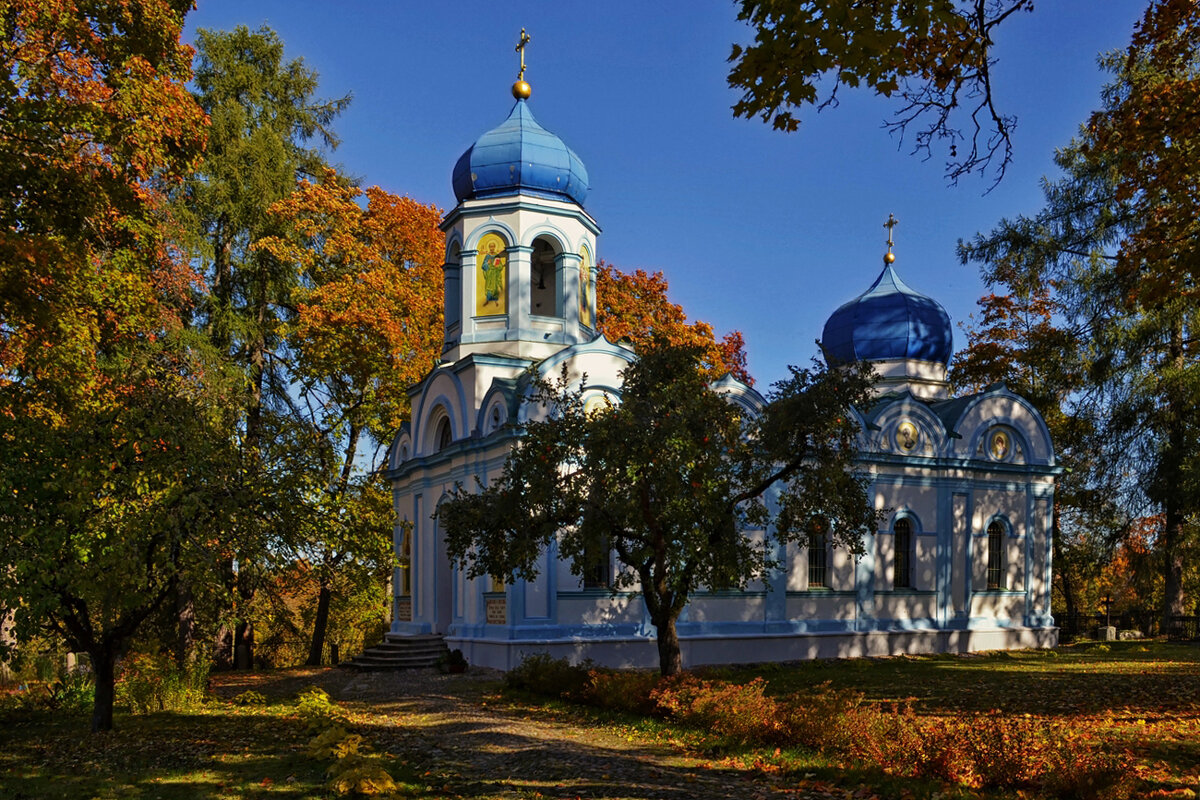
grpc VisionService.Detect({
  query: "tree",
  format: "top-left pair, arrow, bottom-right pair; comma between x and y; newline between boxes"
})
727,0 -> 1044,183
177,25 -> 351,668
959,32 -> 1200,626
0,342 -> 242,732
595,261 -> 751,385
0,0 -> 214,731
437,341 -> 879,675
256,171 -> 444,665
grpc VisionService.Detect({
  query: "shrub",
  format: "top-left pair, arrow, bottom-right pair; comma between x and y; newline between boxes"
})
574,669 -> 659,714
326,761 -> 398,797
307,725 -> 359,759
781,681 -> 867,753
1043,737 -> 1134,800
231,690 -> 268,706
650,674 -> 784,745
46,672 -> 94,715
301,695 -> 397,797
116,652 -> 209,714
504,653 -> 592,698
297,686 -> 344,732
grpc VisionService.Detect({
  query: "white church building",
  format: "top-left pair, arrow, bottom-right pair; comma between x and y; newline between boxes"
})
383,71 -> 1059,671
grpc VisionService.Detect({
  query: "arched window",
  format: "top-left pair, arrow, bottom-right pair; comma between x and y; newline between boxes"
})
582,537 -> 610,589
436,417 -> 453,452
893,518 -> 912,589
807,518 -> 828,588
399,524 -> 412,596
987,520 -> 1005,589
530,237 -> 561,317
445,240 -> 462,329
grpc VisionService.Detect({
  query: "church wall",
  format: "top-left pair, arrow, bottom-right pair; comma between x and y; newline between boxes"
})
555,593 -> 643,626
685,593 -> 768,623
873,593 -> 938,622
970,592 -> 1027,623
785,593 -> 858,623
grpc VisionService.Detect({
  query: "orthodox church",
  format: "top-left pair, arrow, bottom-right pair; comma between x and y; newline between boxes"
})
383,49 -> 1058,671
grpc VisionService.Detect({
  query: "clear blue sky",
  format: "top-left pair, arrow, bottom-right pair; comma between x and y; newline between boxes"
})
184,1 -> 1146,389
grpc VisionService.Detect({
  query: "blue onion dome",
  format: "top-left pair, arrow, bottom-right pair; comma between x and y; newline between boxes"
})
821,263 -> 953,365
451,100 -> 589,206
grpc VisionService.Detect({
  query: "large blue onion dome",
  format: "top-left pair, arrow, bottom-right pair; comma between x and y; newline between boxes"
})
821,263 -> 953,365
452,100 -> 589,206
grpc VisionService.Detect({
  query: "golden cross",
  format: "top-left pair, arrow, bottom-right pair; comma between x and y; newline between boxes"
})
884,213 -> 899,253
516,28 -> 531,80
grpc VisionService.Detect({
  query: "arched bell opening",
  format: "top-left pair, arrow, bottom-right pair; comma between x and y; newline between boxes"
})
530,236 -> 562,318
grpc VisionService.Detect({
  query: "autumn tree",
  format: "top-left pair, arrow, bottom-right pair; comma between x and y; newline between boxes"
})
256,170 -> 444,665
0,0 -> 220,731
959,19 -> 1200,626
438,342 -> 879,675
176,25 -> 351,668
595,261 -> 751,385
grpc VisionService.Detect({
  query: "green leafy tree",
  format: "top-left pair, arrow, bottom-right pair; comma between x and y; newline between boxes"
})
0,343 -> 240,732
176,25 -> 351,667
959,39 -> 1200,626
438,342 -> 880,675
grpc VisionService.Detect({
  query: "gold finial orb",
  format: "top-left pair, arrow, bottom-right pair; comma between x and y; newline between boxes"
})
512,79 -> 531,100
884,251 -> 896,264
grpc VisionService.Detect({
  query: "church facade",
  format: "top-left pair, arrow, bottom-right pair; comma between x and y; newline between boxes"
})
383,74 -> 1058,671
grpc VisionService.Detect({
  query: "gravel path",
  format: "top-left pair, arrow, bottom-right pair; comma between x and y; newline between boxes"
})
222,667 -> 803,800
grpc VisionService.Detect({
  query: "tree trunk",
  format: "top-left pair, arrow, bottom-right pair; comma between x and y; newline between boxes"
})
213,624 -> 234,669
306,581 -> 332,666
89,649 -> 116,733
235,620 -> 254,670
0,605 -> 13,682
653,613 -> 683,676
175,582 -> 195,667
1162,317 -> 1188,626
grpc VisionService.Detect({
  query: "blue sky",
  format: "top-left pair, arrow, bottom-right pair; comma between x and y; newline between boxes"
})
184,1 -> 1146,389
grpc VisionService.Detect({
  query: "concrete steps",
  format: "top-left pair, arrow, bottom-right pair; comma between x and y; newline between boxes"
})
346,633 -> 449,671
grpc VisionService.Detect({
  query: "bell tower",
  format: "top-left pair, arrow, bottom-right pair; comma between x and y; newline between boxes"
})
440,30 -> 600,363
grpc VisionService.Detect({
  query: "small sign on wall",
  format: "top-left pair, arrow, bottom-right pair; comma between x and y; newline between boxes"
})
486,596 -> 507,625
395,597 -> 412,622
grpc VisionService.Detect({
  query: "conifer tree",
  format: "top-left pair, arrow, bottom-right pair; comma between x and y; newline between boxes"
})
177,25 -> 350,668
960,36 -> 1200,626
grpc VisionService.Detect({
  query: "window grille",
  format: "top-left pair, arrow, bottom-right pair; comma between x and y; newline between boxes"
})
808,520 -> 828,588
987,520 -> 1005,589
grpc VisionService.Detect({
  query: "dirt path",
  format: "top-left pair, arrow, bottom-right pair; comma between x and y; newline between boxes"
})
213,668 -> 804,800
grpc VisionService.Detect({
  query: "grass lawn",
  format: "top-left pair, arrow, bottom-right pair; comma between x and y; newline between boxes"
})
0,642 -> 1196,799
0,691 -> 331,799
505,640 -> 1200,799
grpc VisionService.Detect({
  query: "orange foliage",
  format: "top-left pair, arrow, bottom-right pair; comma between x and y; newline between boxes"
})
0,0 -> 208,418
595,261 -> 752,385
255,170 -> 444,435
1086,0 -> 1200,306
